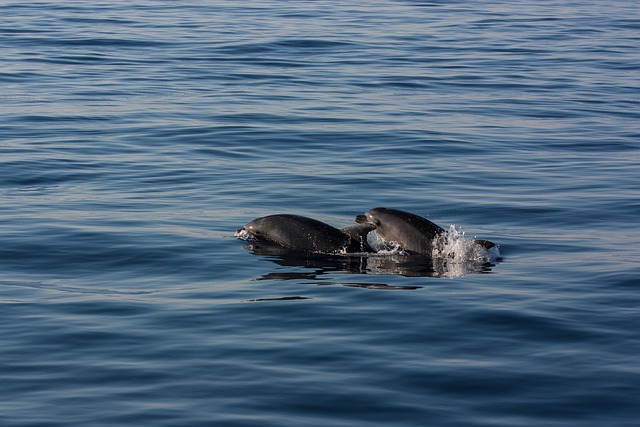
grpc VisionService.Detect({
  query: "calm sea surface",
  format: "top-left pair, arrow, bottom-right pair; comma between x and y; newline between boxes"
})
1,1 -> 639,426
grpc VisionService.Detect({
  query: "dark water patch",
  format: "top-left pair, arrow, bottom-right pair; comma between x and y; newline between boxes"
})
463,308 -> 601,343
336,282 -> 423,291
0,226 -> 214,281
242,296 -> 311,302
0,158 -> 105,186
275,38 -> 358,50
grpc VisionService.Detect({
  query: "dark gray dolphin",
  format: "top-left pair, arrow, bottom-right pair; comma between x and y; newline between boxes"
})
356,207 -> 495,254
236,214 -> 376,254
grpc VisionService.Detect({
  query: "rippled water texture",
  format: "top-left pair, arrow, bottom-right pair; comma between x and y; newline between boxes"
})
1,1 -> 639,426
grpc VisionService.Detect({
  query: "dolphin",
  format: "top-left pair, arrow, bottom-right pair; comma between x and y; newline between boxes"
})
355,207 -> 495,254
236,214 -> 376,254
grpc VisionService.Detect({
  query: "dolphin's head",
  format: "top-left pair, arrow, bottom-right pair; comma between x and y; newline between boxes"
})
355,207 -> 446,254
235,216 -> 270,240
355,207 -> 405,247
355,207 -> 387,227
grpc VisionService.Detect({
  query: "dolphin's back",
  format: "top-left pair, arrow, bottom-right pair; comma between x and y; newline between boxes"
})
366,208 -> 444,254
243,214 -> 352,253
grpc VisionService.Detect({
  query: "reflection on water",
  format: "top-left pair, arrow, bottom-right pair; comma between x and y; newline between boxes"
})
243,243 -> 497,281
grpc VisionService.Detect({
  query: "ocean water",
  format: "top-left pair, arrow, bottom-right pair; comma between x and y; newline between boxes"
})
1,1 -> 639,426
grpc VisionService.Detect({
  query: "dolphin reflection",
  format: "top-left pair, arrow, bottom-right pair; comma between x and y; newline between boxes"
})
243,242 -> 496,281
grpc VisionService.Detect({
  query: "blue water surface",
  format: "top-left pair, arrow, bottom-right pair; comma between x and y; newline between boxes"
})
1,1 -> 639,426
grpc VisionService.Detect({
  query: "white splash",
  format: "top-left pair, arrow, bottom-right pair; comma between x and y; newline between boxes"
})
432,224 -> 500,263
367,232 -> 409,255
234,228 -> 255,241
